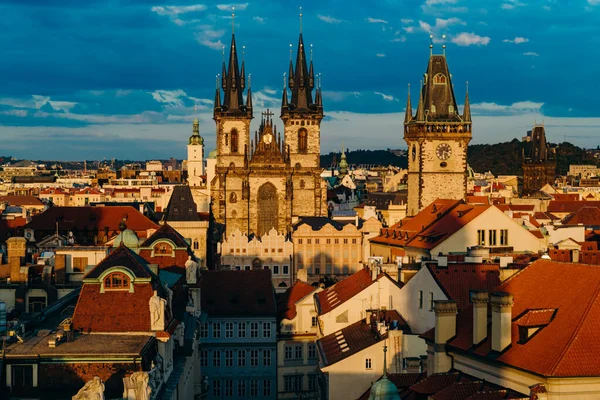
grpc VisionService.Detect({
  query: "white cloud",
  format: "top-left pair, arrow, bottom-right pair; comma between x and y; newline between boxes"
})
435,17 -> 465,29
401,18 -> 414,24
151,4 -> 206,16
376,53 -> 386,57
501,0 -> 525,9
318,15 -> 343,24
523,51 -> 539,56
391,36 -> 407,43
322,91 -> 362,102
452,32 -> 491,46
216,3 -> 249,11
374,92 -> 398,102
195,27 -> 226,50
471,101 -> 543,114
0,95 -> 78,112
253,16 -> 265,24
150,89 -> 189,107
425,0 -> 457,5
419,20 -> 432,33
588,0 -> 600,4
367,18 -> 388,24
403,26 -> 416,33
503,36 -> 529,44
1,110 -> 28,117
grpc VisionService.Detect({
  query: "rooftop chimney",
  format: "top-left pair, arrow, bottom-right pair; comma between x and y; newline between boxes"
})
432,300 -> 458,373
490,292 -> 513,352
470,290 -> 489,345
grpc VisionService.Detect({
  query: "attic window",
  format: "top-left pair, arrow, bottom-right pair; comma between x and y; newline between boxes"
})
154,243 -> 173,255
433,73 -> 447,85
515,308 -> 557,344
104,272 -> 130,290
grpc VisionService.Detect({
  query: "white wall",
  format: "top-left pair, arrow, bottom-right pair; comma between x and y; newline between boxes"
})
546,225 -> 585,246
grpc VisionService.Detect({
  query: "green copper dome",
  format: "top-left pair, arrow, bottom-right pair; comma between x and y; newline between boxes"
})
368,376 -> 400,400
339,151 -> 349,175
189,118 -> 204,145
208,149 -> 217,159
113,224 -> 140,251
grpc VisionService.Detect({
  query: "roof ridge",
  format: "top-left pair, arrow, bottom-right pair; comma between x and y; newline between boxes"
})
549,269 -> 600,375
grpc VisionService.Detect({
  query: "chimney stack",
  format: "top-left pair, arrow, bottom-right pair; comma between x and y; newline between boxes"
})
432,300 -> 458,373
490,292 -> 513,352
470,290 -> 489,345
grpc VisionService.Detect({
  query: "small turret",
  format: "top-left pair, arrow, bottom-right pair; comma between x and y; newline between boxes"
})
463,82 -> 471,123
404,84 -> 412,124
415,81 -> 425,122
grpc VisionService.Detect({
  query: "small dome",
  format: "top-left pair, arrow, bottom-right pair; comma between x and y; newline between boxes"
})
113,228 -> 140,250
208,149 -> 217,159
189,134 -> 204,145
339,151 -> 349,175
368,376 -> 400,400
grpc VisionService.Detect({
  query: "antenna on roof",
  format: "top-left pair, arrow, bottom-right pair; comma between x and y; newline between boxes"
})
429,34 -> 434,56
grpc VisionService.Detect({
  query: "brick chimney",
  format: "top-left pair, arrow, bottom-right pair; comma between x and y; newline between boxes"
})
490,292 -> 513,352
432,300 -> 458,373
470,290 -> 489,345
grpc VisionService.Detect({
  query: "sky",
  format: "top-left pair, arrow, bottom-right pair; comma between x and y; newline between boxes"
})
1,0 -> 599,161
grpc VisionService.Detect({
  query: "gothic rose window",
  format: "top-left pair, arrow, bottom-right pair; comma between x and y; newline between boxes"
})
231,129 -> 239,153
104,272 -> 130,290
298,128 -> 308,153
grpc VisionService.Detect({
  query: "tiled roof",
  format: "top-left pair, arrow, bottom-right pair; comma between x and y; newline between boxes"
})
514,308 -> 556,327
427,262 -> 501,312
0,195 -> 44,206
140,223 -> 189,248
24,205 -> 158,233
200,270 -> 276,317
431,381 -> 482,400
163,185 -> 201,221
278,281 -> 317,321
409,372 -> 459,394
0,217 -> 26,241
316,268 -> 374,315
72,283 -> 154,333
548,200 -> 600,213
447,259 -> 600,377
40,188 -> 69,195
318,318 -> 384,366
496,204 -> 535,212
552,193 -> 580,201
533,211 -> 558,221
364,191 -> 407,210
84,245 -> 153,279
563,206 -> 600,226
465,391 -> 509,400
466,196 -> 489,205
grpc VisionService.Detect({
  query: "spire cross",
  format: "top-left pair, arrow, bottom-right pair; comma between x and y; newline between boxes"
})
299,6 -> 303,33
262,109 -> 275,123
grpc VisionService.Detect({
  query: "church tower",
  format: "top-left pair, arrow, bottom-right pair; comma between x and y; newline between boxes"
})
404,47 -> 472,216
187,117 -> 204,187
522,125 -> 556,195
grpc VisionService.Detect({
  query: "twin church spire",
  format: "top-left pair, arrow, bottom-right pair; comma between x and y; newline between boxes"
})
214,34 -> 253,118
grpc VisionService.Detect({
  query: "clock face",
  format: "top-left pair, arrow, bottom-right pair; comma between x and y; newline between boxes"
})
263,133 -> 273,144
436,143 -> 452,160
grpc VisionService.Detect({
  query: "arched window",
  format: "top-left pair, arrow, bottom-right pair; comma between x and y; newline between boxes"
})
298,128 -> 308,153
230,129 -> 239,153
154,243 -> 173,255
193,240 -> 199,250
431,104 -> 437,114
433,74 -> 447,85
230,192 -> 237,203
257,183 -> 278,237
231,209 -> 237,219
104,272 -> 130,290
448,105 -> 454,114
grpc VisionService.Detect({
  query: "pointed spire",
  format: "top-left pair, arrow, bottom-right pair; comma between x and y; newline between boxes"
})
214,74 -> 222,110
290,33 -> 313,109
246,73 -> 253,109
218,32 -> 249,116
463,81 -> 471,122
282,73 -> 289,108
240,45 -> 246,90
309,44 -> 315,89
288,44 -> 295,89
416,80 -> 425,121
404,83 -> 412,124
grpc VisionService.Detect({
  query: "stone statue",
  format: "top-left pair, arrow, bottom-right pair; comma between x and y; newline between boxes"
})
123,371 -> 151,400
163,281 -> 173,316
149,290 -> 166,331
175,322 -> 185,347
72,376 -> 105,400
185,256 -> 198,284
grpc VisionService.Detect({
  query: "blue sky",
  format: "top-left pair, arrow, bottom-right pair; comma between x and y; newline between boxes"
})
1,0 -> 599,160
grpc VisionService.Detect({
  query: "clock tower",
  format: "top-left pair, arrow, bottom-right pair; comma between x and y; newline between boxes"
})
403,50 -> 472,216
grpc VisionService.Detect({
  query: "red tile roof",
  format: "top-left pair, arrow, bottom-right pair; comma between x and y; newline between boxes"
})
548,200 -> 600,214
278,281 -> 317,321
465,391 -> 509,400
466,196 -> 489,205
316,267 -> 374,315
431,381 -> 483,400
0,195 -> 44,206
563,206 -> 600,226
514,309 -> 556,327
427,263 -> 501,312
318,318 -> 384,366
447,259 -> 600,377
552,193 -> 580,201
200,270 -> 276,317
410,372 -> 459,394
533,212 -> 559,221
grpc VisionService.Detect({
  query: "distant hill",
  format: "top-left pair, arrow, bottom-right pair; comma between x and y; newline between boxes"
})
320,149 -> 408,168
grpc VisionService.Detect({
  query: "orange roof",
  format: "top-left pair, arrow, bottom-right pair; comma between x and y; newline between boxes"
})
552,193 -> 580,201
39,188 -> 69,195
548,200 -> 600,213
466,196 -> 489,205
0,195 -> 43,206
448,259 -> 600,377
316,268 -> 375,315
278,281 -> 317,320
563,206 -> 600,226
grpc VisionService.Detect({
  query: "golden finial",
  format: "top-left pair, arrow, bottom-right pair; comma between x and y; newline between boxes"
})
299,6 -> 303,33
231,7 -> 235,34
242,45 -> 245,61
289,43 -> 293,61
429,34 -> 434,56
466,81 -> 469,94
442,34 -> 447,56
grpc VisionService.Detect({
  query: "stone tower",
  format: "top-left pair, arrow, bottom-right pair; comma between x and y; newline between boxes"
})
187,118 -> 204,187
522,125 -> 556,195
403,51 -> 472,217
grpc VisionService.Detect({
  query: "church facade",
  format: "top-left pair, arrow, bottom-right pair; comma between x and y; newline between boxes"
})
210,33 -> 327,238
403,51 -> 472,217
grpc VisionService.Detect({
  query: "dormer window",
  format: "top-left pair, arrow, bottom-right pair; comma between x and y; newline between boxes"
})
433,74 -> 447,85
449,105 -> 454,114
104,272 -> 130,290
154,243 -> 173,255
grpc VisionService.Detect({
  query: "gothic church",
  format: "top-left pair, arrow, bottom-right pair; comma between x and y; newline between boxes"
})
210,32 -> 327,237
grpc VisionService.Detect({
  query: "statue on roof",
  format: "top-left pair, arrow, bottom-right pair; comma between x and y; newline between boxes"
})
72,376 -> 105,400
123,371 -> 151,400
149,290 -> 166,331
185,255 -> 198,284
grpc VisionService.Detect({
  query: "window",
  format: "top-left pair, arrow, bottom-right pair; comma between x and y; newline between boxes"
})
225,350 -> 233,367
326,238 -> 331,244
315,239 -> 320,244
250,380 -> 258,397
238,350 -> 246,367
263,380 -> 271,397
200,350 -> 208,367
365,358 -> 372,370
72,257 -> 87,273
213,350 -> 221,367
429,292 -> 434,311
298,239 -> 303,244
477,229 -> 486,246
229,192 -> 237,203
298,128 -> 308,153
433,73 -> 447,84
250,349 -> 259,367
273,265 -> 279,275
308,343 -> 317,359
238,380 -> 246,397
285,345 -> 293,360
154,243 -> 173,255
231,129 -> 239,153
283,265 -> 289,275
418,290 -> 423,309
226,322 -> 234,338
334,239 -> 339,244
449,105 -> 454,114
343,239 -> 348,244
103,272 -> 130,290
244,265 -> 250,271
307,239 -> 312,244
193,240 -> 199,250
311,316 -> 318,327
263,349 -> 271,366
213,322 -> 221,338
500,229 -> 509,245
238,322 -> 246,338
212,380 -> 221,397
263,322 -> 271,338
250,322 -> 259,338
294,344 -> 303,359
308,375 -> 317,391
200,323 -> 208,338
352,238 -> 357,244
284,375 -> 303,392
225,380 -> 233,397
489,229 -> 497,246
